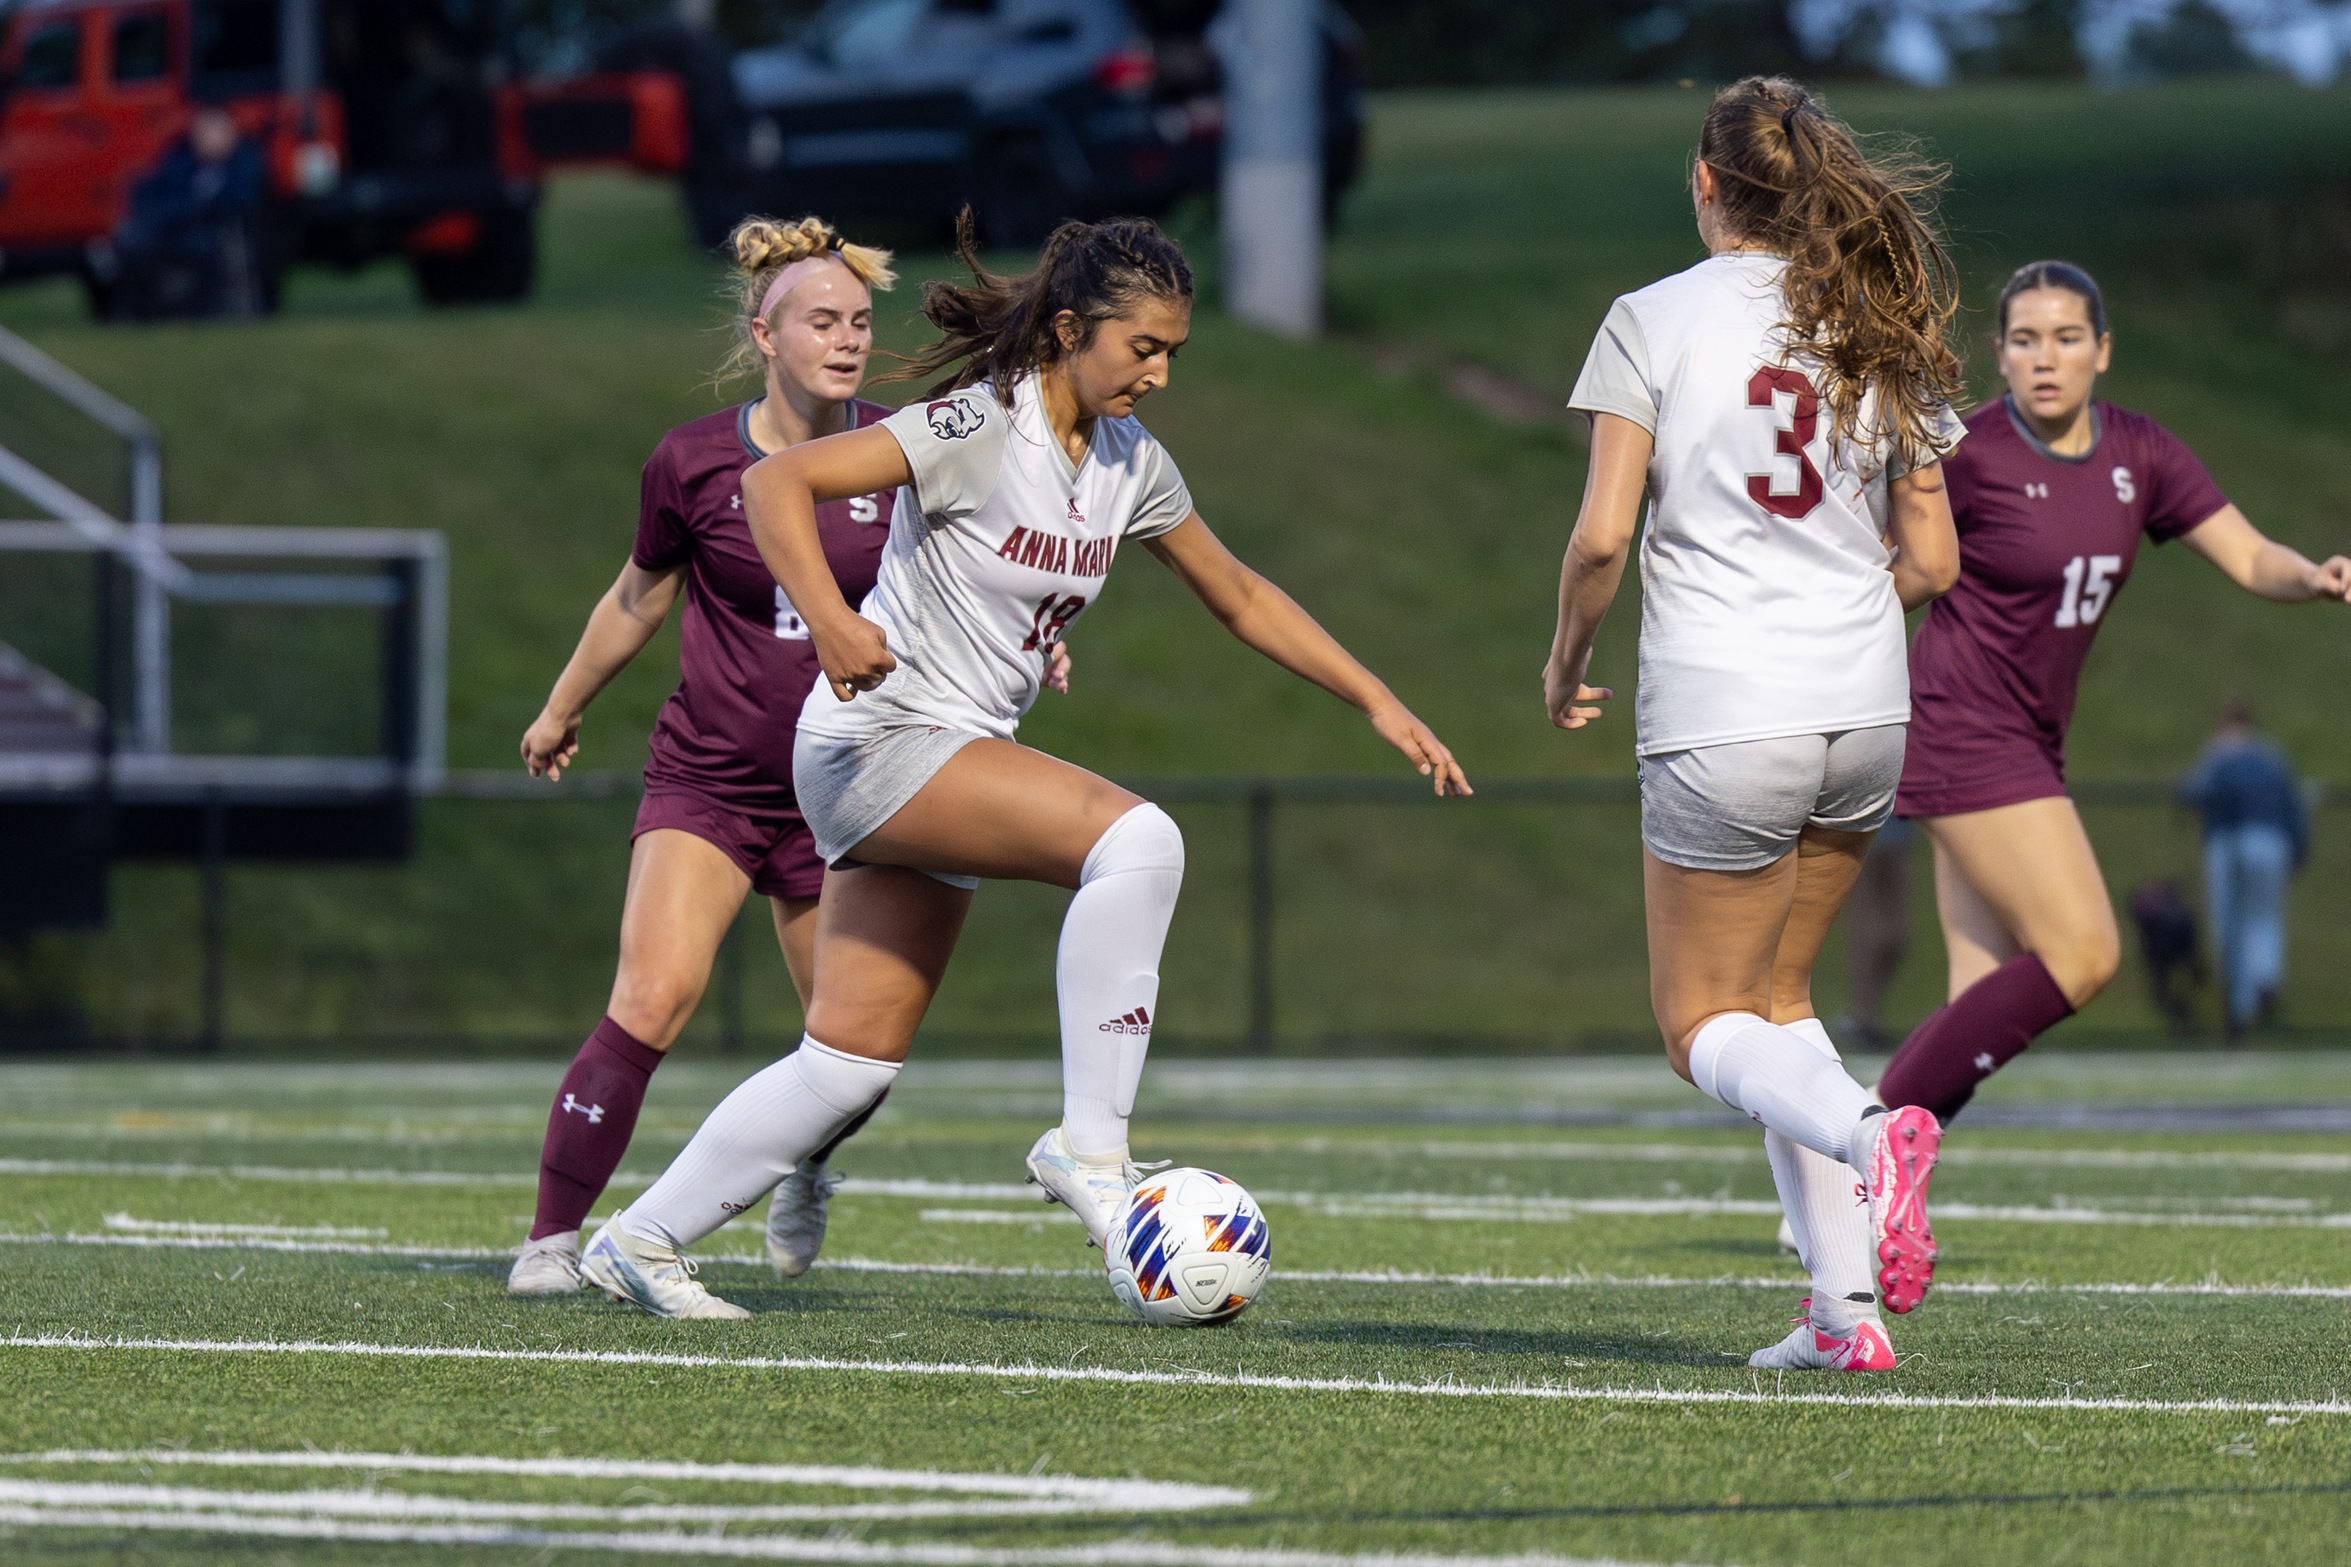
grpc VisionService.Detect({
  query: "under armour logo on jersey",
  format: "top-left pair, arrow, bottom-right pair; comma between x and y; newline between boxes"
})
2024,482 -> 2049,500
1973,1052 -> 1996,1073
730,494 -> 742,509
561,1093 -> 606,1124
1066,498 -> 1085,524
1099,1006 -> 1152,1035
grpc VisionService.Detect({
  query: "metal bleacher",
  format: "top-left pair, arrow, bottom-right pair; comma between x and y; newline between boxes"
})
0,324 -> 446,1043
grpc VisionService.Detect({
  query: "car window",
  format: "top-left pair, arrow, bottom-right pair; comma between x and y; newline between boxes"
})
112,13 -> 172,82
18,20 -> 84,89
811,0 -> 929,70
193,0 -> 278,75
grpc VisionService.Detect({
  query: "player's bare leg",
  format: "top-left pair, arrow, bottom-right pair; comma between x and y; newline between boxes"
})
853,741 -> 1183,1245
1878,798 -> 2115,1120
1751,827 -> 1899,1366
512,830 -> 753,1297
1648,842 -> 1941,1315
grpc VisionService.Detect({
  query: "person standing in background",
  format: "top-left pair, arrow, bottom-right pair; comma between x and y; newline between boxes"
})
2179,701 -> 2307,1039
1831,819 -> 1914,1055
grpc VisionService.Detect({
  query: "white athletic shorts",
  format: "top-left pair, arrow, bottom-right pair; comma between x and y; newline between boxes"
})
793,723 -> 985,891
1638,724 -> 1906,872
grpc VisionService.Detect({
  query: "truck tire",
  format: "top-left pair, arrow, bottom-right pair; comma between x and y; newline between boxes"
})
410,206 -> 536,306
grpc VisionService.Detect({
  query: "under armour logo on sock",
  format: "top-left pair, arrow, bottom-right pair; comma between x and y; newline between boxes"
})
1973,1052 -> 1996,1073
562,1093 -> 606,1124
1098,1006 -> 1151,1035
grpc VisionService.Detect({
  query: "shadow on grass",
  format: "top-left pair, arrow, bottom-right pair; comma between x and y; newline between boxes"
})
1272,1318 -> 1726,1367
938,1476 -> 2351,1545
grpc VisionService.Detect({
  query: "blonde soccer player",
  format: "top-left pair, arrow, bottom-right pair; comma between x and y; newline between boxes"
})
581,212 -> 1469,1318
1545,77 -> 1963,1370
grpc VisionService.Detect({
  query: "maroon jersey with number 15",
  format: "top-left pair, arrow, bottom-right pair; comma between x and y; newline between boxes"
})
1897,397 -> 2228,819
632,400 -> 897,815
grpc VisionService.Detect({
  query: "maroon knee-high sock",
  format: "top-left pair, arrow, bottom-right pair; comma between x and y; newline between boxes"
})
531,1017 -> 664,1241
1877,954 -> 2074,1124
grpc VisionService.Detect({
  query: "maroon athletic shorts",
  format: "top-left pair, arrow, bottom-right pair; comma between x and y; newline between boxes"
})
632,786 -> 826,901
1894,735 -> 2068,820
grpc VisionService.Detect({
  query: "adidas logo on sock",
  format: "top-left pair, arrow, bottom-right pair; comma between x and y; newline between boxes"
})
1098,1006 -> 1152,1036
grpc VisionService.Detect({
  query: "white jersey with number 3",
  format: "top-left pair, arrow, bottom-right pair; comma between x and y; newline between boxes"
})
1569,251 -> 1962,757
796,371 -> 1194,747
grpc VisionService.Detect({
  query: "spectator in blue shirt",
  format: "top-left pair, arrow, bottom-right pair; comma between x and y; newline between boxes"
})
103,108 -> 269,320
2178,700 -> 2307,1037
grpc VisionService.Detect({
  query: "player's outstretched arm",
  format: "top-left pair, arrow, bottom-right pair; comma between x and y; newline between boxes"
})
522,560 -> 684,781
2181,505 -> 2351,605
1143,516 -> 1471,796
1543,412 -> 1647,731
744,425 -> 915,701
1886,461 -> 1961,611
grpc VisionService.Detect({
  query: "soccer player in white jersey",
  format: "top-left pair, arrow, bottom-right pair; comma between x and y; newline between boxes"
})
1545,77 -> 1964,1370
580,212 -> 1471,1318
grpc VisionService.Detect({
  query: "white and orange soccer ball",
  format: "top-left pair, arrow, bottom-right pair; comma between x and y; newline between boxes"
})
1103,1167 -> 1271,1327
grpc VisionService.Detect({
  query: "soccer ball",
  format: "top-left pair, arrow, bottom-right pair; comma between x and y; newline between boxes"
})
1103,1167 -> 1271,1327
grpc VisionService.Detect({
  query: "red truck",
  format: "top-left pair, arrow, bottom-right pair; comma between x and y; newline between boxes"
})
0,0 -> 691,310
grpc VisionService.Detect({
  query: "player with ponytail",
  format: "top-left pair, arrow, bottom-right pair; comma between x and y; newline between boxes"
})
509,216 -> 1015,1297
1875,260 -> 2351,1116
1547,77 -> 1963,1370
582,212 -> 1469,1318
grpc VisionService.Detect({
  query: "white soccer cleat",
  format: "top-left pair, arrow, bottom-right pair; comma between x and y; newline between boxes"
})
506,1231 -> 582,1297
765,1159 -> 842,1279
579,1221 -> 749,1320
1748,1301 -> 1897,1373
1024,1126 -> 1149,1249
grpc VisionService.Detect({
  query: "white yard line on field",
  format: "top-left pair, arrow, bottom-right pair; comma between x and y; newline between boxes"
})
1402,1140 -> 2351,1174
5,1232 -> 2350,1300
0,1448 -> 1247,1503
10,1162 -> 2350,1228
101,1213 -> 389,1239
0,1503 -> 1686,1567
7,1333 -> 2348,1419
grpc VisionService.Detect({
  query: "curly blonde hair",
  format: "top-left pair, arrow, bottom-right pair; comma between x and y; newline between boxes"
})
1698,77 -> 1964,470
714,215 -> 897,387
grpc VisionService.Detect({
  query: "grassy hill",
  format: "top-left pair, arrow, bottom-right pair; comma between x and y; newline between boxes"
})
1,78 -> 2346,1052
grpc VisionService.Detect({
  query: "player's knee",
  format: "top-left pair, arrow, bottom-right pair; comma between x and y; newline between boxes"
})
1085,802 -> 1184,882
2042,922 -> 2121,1008
608,974 -> 701,1048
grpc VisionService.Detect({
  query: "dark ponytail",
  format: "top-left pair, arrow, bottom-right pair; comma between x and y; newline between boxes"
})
1997,259 -> 2107,337
890,209 -> 1194,396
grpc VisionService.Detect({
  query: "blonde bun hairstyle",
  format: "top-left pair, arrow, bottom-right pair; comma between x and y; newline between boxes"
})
715,215 -> 896,386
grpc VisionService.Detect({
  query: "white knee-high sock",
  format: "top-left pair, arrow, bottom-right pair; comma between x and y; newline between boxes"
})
618,1036 -> 898,1251
1057,803 -> 1184,1159
1766,1018 -> 1880,1336
1687,1011 -> 1881,1166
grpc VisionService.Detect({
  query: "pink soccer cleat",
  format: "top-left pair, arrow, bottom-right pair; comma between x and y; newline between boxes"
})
1860,1105 -> 1942,1314
1748,1298 -> 1897,1372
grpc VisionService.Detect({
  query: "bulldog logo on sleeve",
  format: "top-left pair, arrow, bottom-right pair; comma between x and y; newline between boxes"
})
926,398 -> 985,441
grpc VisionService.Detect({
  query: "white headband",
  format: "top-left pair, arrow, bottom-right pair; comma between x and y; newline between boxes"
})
758,250 -> 853,320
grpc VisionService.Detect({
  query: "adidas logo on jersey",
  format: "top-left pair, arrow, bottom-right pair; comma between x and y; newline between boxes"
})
1099,1006 -> 1152,1035
1066,498 -> 1085,524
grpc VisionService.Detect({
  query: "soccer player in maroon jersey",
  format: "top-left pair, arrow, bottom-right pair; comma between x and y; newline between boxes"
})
503,216 -> 1072,1296
1876,261 -> 2351,1121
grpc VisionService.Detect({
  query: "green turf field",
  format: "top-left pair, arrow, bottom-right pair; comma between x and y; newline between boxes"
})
0,80 -> 2346,1050
1,1054 -> 2348,1563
